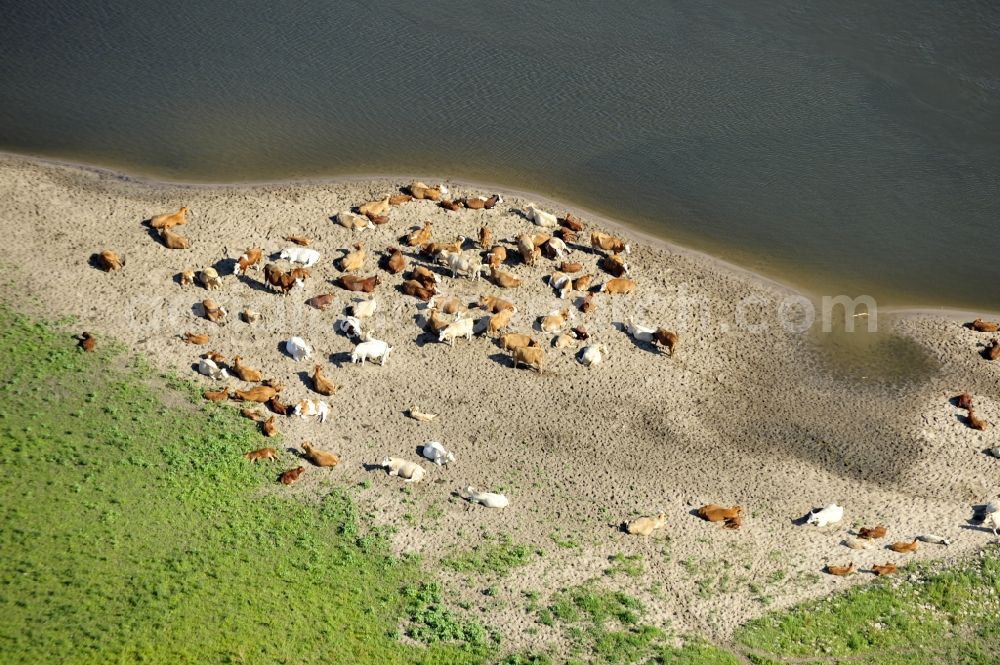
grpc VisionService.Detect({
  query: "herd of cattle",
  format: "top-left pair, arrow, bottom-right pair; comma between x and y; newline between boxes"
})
85,180 -> 999,579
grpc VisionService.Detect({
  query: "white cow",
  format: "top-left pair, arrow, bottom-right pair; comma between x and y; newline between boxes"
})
524,204 -> 558,228
439,250 -> 484,280
285,337 -> 312,361
626,318 -> 657,343
351,299 -> 377,319
549,272 -> 573,299
197,358 -> 228,380
806,503 -> 844,528
460,486 -> 509,508
984,499 -> 1000,535
546,237 -> 571,260
380,457 -> 425,483
352,338 -> 392,365
578,343 -> 608,367
279,247 -> 321,267
336,316 -> 363,339
438,317 -> 474,346
421,441 -> 456,466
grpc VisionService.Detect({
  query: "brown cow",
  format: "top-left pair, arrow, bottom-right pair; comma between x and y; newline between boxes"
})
478,295 -> 516,313
401,280 -> 435,302
488,308 -> 515,335
160,228 -> 190,249
872,562 -> 897,576
202,299 -> 227,324
411,266 -> 439,289
561,212 -> 585,232
150,206 -> 188,230
590,231 -> 629,254
858,526 -> 887,540
405,221 -> 433,247
306,294 -> 337,311
232,356 -> 262,383
359,197 -> 390,218
490,267 -> 521,289
600,252 -> 629,277
511,345 -> 544,372
237,247 -> 263,274
302,442 -> 340,467
654,329 -> 679,355
384,247 -> 407,274
968,408 -> 988,431
600,278 -> 636,295
888,539 -> 918,553
312,365 -> 339,396
235,386 -> 279,403
244,447 -> 277,463
203,387 -> 229,402
969,318 -> 1000,332
78,332 -> 96,352
280,466 -> 305,485
338,243 -> 366,272
337,274 -> 380,293
499,333 -> 538,351
96,250 -> 123,271
487,245 -> 507,268
697,504 -> 742,529
183,332 -> 209,345
573,274 -> 594,291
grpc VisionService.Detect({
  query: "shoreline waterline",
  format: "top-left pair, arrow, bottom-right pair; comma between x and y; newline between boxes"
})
7,149 -> 996,322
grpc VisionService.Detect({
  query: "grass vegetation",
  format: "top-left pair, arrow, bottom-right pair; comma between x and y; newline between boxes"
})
442,533 -> 541,577
0,308 -> 484,664
402,582 -> 491,647
534,582 -> 738,664
1,306 -> 998,664
604,553 -> 644,578
735,548 -> 1000,663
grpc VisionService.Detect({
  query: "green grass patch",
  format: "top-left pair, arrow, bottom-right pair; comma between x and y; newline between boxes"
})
537,583 -> 669,664
547,584 -> 643,626
535,582 -> 742,664
0,308 -> 484,664
650,639 -> 742,664
443,533 -> 540,577
401,582 -> 490,647
604,553 -> 644,578
736,547 -> 1000,663
549,531 -> 579,549
496,652 -> 554,665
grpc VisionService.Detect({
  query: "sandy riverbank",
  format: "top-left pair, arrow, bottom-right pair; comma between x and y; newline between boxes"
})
1,153 -> 997,648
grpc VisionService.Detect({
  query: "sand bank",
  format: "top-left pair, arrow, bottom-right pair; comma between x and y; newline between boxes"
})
1,154 -> 997,646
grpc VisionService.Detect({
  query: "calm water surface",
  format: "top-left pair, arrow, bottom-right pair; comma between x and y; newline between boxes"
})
2,1 -> 998,310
